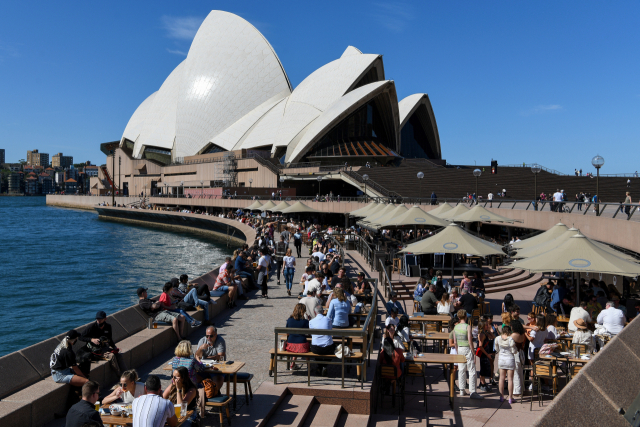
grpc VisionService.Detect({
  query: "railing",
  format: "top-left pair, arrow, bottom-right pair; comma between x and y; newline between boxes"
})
501,163 -> 568,176
325,234 -> 346,270
353,235 -> 376,271
272,278 -> 378,388
340,170 -> 400,198
379,258 -> 394,300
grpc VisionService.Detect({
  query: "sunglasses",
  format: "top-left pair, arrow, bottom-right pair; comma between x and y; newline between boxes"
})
172,376 -> 181,380
120,383 -> 128,388
206,334 -> 216,338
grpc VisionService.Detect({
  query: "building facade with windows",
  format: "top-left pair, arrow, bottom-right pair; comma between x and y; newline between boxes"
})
27,150 -> 49,167
52,153 -> 74,169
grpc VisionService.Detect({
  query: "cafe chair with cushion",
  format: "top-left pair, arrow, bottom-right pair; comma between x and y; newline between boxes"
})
531,361 -> 558,409
235,372 -> 254,404
375,364 -> 405,415
205,395 -> 233,426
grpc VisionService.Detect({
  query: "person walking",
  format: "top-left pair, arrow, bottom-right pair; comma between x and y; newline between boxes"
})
283,248 -> 296,296
293,229 -> 302,258
496,325 -> 518,403
624,192 -> 632,219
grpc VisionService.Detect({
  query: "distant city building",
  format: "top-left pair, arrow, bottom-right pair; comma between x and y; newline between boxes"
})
27,149 -> 49,167
25,177 -> 40,194
54,171 -> 65,186
39,173 -> 54,194
5,163 -> 21,172
84,165 -> 99,177
64,178 -> 78,193
0,149 -> 4,165
65,166 -> 79,182
8,173 -> 23,194
52,152 -> 73,169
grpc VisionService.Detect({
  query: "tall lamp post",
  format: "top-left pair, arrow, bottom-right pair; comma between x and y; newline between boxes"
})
249,178 -> 253,188
531,164 -> 541,210
118,156 -> 121,197
164,183 -> 167,197
592,155 -> 604,215
279,176 -> 285,188
317,176 -> 322,198
417,171 -> 424,203
200,180 -> 204,198
180,181 -> 184,198
363,174 -> 369,202
473,169 -> 482,205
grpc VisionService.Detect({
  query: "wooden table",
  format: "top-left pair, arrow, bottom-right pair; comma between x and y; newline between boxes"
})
412,332 -> 449,353
101,407 -> 193,426
409,315 -> 451,333
164,361 -> 245,410
411,353 -> 466,409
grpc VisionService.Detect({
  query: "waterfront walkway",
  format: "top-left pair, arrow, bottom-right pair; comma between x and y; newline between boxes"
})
45,232 -> 549,426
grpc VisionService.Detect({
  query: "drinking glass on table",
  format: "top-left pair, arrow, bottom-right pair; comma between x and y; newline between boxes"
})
174,404 -> 181,418
181,402 -> 187,418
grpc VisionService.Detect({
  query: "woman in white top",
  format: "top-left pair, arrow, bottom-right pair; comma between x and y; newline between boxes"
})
437,292 -> 451,315
257,248 -> 270,298
282,248 -> 296,296
102,370 -> 145,405
496,326 -> 518,403
545,313 -> 559,341
526,314 -> 548,361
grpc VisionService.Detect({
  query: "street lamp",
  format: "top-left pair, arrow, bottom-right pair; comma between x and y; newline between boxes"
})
362,174 -> 369,202
592,155 -> 604,215
164,183 -> 167,197
279,176 -> 285,188
200,180 -> 204,198
531,164 -> 541,210
249,178 -> 253,188
473,169 -> 481,204
180,181 -> 184,198
417,171 -> 424,203
317,176 -> 322,197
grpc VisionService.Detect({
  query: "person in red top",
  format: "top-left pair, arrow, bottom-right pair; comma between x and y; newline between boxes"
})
214,267 -> 242,309
380,337 -> 405,379
160,282 -> 201,327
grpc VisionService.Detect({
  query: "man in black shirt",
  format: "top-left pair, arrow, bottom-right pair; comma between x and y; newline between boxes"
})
472,273 -> 485,298
458,288 -> 478,316
65,380 -> 103,427
80,311 -> 117,350
77,311 -> 120,376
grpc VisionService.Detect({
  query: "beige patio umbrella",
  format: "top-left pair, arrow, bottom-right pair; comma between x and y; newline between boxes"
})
380,205 -> 449,228
360,203 -> 396,224
369,204 -> 409,228
510,234 -> 640,276
450,205 -> 516,223
245,200 -> 263,210
436,203 -> 470,220
270,201 -> 291,212
350,202 -> 379,217
514,228 -> 580,259
400,223 -> 504,282
428,202 -> 453,217
280,201 -> 323,214
258,200 -> 278,211
515,228 -> 638,262
511,223 -> 567,250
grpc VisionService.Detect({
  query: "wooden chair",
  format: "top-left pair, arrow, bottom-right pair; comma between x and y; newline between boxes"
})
569,363 -> 584,382
471,309 -> 481,325
405,362 -> 427,408
531,361 -> 558,409
233,373 -> 253,405
375,364 -> 405,415
413,301 -> 421,313
205,395 -> 233,425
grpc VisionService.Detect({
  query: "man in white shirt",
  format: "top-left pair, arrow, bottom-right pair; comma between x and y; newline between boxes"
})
132,375 -> 177,427
596,302 -> 626,335
487,192 -> 493,207
312,248 -> 326,263
552,189 -> 563,212
568,301 -> 592,332
304,272 -> 322,296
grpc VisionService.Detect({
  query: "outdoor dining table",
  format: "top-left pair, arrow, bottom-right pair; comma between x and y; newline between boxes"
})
164,361 -> 245,410
412,331 -> 449,353
411,353 -> 466,409
408,314 -> 451,333
100,407 -> 194,426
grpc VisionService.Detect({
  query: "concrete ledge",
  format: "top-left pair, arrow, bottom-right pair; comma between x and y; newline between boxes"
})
3,379 -> 69,427
117,334 -> 155,369
0,353 -> 42,399
0,402 -> 32,427
106,315 -> 129,343
19,337 -> 61,379
112,307 -> 148,336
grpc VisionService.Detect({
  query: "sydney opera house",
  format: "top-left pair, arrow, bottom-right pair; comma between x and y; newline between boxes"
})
95,10 -> 441,197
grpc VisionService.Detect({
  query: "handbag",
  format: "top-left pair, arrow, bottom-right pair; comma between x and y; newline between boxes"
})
202,378 -> 217,399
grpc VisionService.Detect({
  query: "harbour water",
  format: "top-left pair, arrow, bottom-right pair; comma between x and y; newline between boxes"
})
0,197 -> 228,357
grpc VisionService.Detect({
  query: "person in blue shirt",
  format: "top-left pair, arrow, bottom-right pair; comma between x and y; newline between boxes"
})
413,277 -> 427,301
327,288 -> 352,328
309,306 -> 335,377
385,292 -> 406,316
234,251 -> 255,288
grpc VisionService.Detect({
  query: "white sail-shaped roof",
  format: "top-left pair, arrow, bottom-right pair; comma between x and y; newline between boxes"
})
398,93 -> 441,159
121,92 -> 156,145
132,61 -> 186,158
173,11 -> 292,158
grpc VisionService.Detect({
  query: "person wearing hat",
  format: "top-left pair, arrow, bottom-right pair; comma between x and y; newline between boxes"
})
572,318 -> 594,353
50,329 -> 88,386
79,311 -> 118,351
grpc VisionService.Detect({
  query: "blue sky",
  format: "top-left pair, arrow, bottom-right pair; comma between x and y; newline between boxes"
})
1,1 -> 638,174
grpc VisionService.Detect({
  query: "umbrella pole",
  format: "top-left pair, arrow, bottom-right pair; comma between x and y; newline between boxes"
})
451,253 -> 455,286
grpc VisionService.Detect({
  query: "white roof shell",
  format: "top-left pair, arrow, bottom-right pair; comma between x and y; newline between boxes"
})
119,11 -> 440,164
398,93 -> 441,159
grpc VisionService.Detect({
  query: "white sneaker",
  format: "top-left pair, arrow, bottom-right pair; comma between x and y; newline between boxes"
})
459,391 -> 466,397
